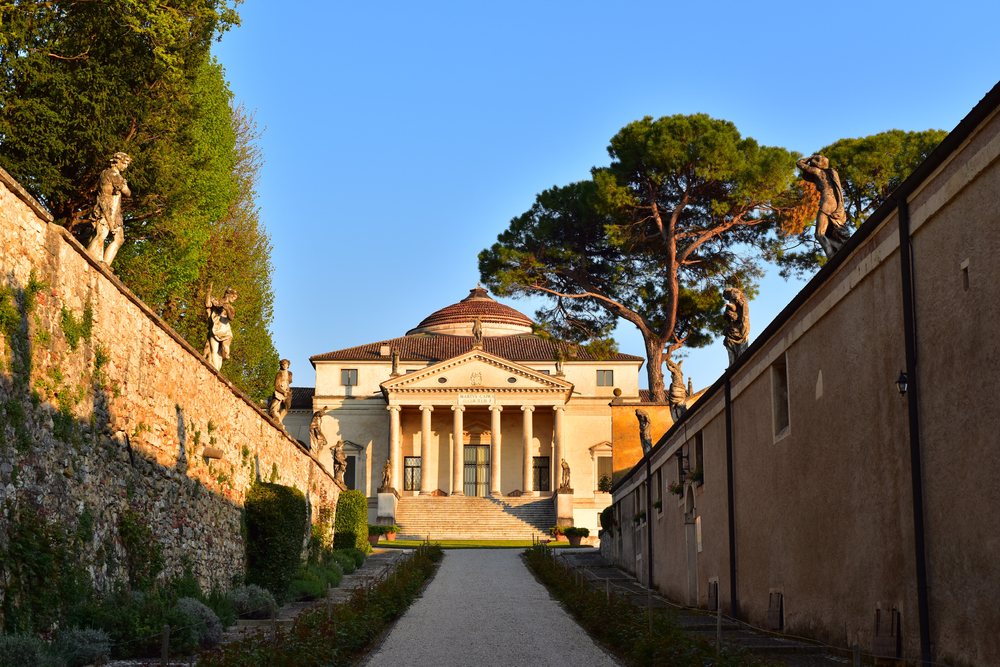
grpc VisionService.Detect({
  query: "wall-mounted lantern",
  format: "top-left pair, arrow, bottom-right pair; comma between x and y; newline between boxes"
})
895,371 -> 908,397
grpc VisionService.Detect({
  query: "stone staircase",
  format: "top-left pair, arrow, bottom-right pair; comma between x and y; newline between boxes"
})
395,496 -> 555,540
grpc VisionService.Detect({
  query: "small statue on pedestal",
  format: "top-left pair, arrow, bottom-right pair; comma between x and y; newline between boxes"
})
380,459 -> 392,491
87,152 -> 132,268
472,316 -> 484,348
797,154 -> 852,258
268,359 -> 292,422
390,348 -> 401,377
560,458 -> 571,490
723,287 -> 750,366
203,282 -> 237,371
309,409 -> 327,453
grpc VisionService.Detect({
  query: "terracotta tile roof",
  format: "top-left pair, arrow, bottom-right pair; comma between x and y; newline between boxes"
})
639,389 -> 652,403
310,334 -> 643,364
407,287 -> 532,334
291,386 -> 315,410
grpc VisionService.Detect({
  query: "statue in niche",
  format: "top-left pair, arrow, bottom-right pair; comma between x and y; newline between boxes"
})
268,359 -> 293,422
472,316 -> 484,348
309,409 -> 327,452
332,440 -> 348,486
203,282 -> 238,371
797,154 -> 852,259
86,152 -> 132,268
722,287 -> 750,366
635,409 -> 653,455
380,458 -> 392,491
560,458 -> 571,490
390,348 -> 401,377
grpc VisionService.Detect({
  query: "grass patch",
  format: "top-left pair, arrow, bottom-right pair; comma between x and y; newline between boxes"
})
380,539 -> 583,549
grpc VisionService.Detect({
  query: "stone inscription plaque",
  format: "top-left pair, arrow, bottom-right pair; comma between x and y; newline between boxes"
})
459,394 -> 495,405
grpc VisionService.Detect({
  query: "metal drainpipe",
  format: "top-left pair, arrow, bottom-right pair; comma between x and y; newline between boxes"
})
646,456 -> 653,590
896,199 -> 932,666
724,377 -> 738,618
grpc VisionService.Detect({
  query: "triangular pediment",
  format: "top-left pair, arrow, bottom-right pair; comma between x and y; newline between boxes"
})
381,349 -> 573,395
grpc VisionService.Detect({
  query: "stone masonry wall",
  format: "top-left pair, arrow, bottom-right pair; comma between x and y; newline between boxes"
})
0,168 -> 340,596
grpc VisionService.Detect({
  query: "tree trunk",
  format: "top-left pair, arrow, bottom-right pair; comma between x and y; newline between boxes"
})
643,335 -> 667,402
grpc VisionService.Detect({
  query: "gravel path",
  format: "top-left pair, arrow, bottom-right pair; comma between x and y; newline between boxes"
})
364,549 -> 619,667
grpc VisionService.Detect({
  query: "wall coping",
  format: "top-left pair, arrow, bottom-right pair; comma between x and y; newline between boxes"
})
44,218 -> 337,485
0,165 -> 54,222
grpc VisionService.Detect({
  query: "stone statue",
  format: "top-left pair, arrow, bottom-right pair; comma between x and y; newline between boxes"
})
203,282 -> 237,371
560,458 -> 571,490
309,409 -> 327,452
332,440 -> 347,486
635,409 -> 653,455
380,458 -> 391,491
667,359 -> 689,420
722,287 -> 750,366
268,359 -> 292,422
797,155 -> 852,259
472,316 -> 484,347
390,348 -> 400,377
86,152 -> 132,267
555,356 -> 565,376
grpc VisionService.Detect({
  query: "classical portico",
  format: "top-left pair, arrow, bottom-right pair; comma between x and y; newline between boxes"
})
381,349 -> 573,497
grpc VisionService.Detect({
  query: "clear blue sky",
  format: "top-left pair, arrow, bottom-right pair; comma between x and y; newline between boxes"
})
212,0 -> 1000,391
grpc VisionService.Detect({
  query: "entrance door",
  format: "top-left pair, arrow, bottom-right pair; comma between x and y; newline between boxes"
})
464,445 -> 490,497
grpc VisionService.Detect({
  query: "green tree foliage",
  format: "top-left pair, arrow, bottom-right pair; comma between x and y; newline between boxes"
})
773,128 -> 947,277
482,114 -> 804,400
333,490 -> 371,554
245,482 -> 308,602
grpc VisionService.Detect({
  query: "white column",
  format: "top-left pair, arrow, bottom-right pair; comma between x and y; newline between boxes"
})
521,405 -> 535,497
419,406 -> 433,496
451,405 -> 465,496
387,405 -> 401,491
552,405 -> 565,491
489,405 -> 503,496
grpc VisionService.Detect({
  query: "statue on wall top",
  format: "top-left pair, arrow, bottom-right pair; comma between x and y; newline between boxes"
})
309,409 -> 327,452
635,409 -> 653,455
722,287 -> 750,366
380,458 -> 391,491
86,152 -> 132,268
472,316 -> 484,348
797,154 -> 852,259
390,347 -> 401,377
203,282 -> 237,371
560,458 -> 571,490
332,440 -> 348,487
268,359 -> 292,422
667,359 -> 689,421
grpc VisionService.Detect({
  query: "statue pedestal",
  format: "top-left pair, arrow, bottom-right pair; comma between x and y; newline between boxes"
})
555,487 -> 574,527
377,490 -> 398,524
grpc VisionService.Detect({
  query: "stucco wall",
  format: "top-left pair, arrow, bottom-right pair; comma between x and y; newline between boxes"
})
0,170 -> 340,594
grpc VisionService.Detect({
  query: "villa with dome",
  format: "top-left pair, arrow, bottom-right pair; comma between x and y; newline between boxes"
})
282,286 -> 644,538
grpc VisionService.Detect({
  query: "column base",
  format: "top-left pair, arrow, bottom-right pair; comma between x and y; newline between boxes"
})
521,490 -> 535,497
490,490 -> 502,497
451,491 -> 464,497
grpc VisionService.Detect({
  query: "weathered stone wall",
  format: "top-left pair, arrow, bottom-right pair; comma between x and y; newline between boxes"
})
0,168 -> 340,595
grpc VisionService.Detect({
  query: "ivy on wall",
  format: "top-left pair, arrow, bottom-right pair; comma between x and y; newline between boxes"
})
244,482 -> 307,602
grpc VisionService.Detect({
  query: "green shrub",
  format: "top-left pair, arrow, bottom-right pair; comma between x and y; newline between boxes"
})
564,526 -> 590,537
176,597 -> 223,648
289,562 -> 343,601
600,506 -> 614,533
339,547 -> 366,570
205,585 -> 236,629
0,633 -> 62,667
54,627 -> 110,667
328,551 -> 356,574
81,587 -> 201,659
333,490 -> 370,553
228,585 -> 276,620
245,482 -> 308,602
549,525 -> 565,536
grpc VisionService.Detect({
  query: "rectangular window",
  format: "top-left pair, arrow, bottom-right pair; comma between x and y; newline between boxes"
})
532,456 -> 550,492
694,432 -> 704,486
345,455 -> 356,490
596,370 -> 614,386
772,356 -> 790,436
655,469 -> 662,510
540,369 -> 551,375
677,449 -> 685,486
597,456 -> 612,490
341,368 -> 359,386
403,456 -> 421,491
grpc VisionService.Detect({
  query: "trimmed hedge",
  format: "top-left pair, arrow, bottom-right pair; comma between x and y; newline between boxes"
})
333,490 -> 370,553
245,482 -> 308,601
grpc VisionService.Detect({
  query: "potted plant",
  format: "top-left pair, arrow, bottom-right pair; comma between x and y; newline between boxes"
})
384,524 -> 400,541
549,526 -> 568,542
668,480 -> 684,496
367,524 -> 382,546
564,526 -> 590,546
687,467 -> 704,485
633,509 -> 646,524
653,498 -> 662,510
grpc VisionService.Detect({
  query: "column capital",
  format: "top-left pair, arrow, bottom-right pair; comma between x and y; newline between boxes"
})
552,405 -> 566,412
451,405 -> 466,412
419,405 -> 434,412
488,405 -> 503,412
521,405 -> 535,413
386,405 -> 402,413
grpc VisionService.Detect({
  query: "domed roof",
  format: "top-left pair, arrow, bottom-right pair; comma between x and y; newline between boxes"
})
405,286 -> 534,337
